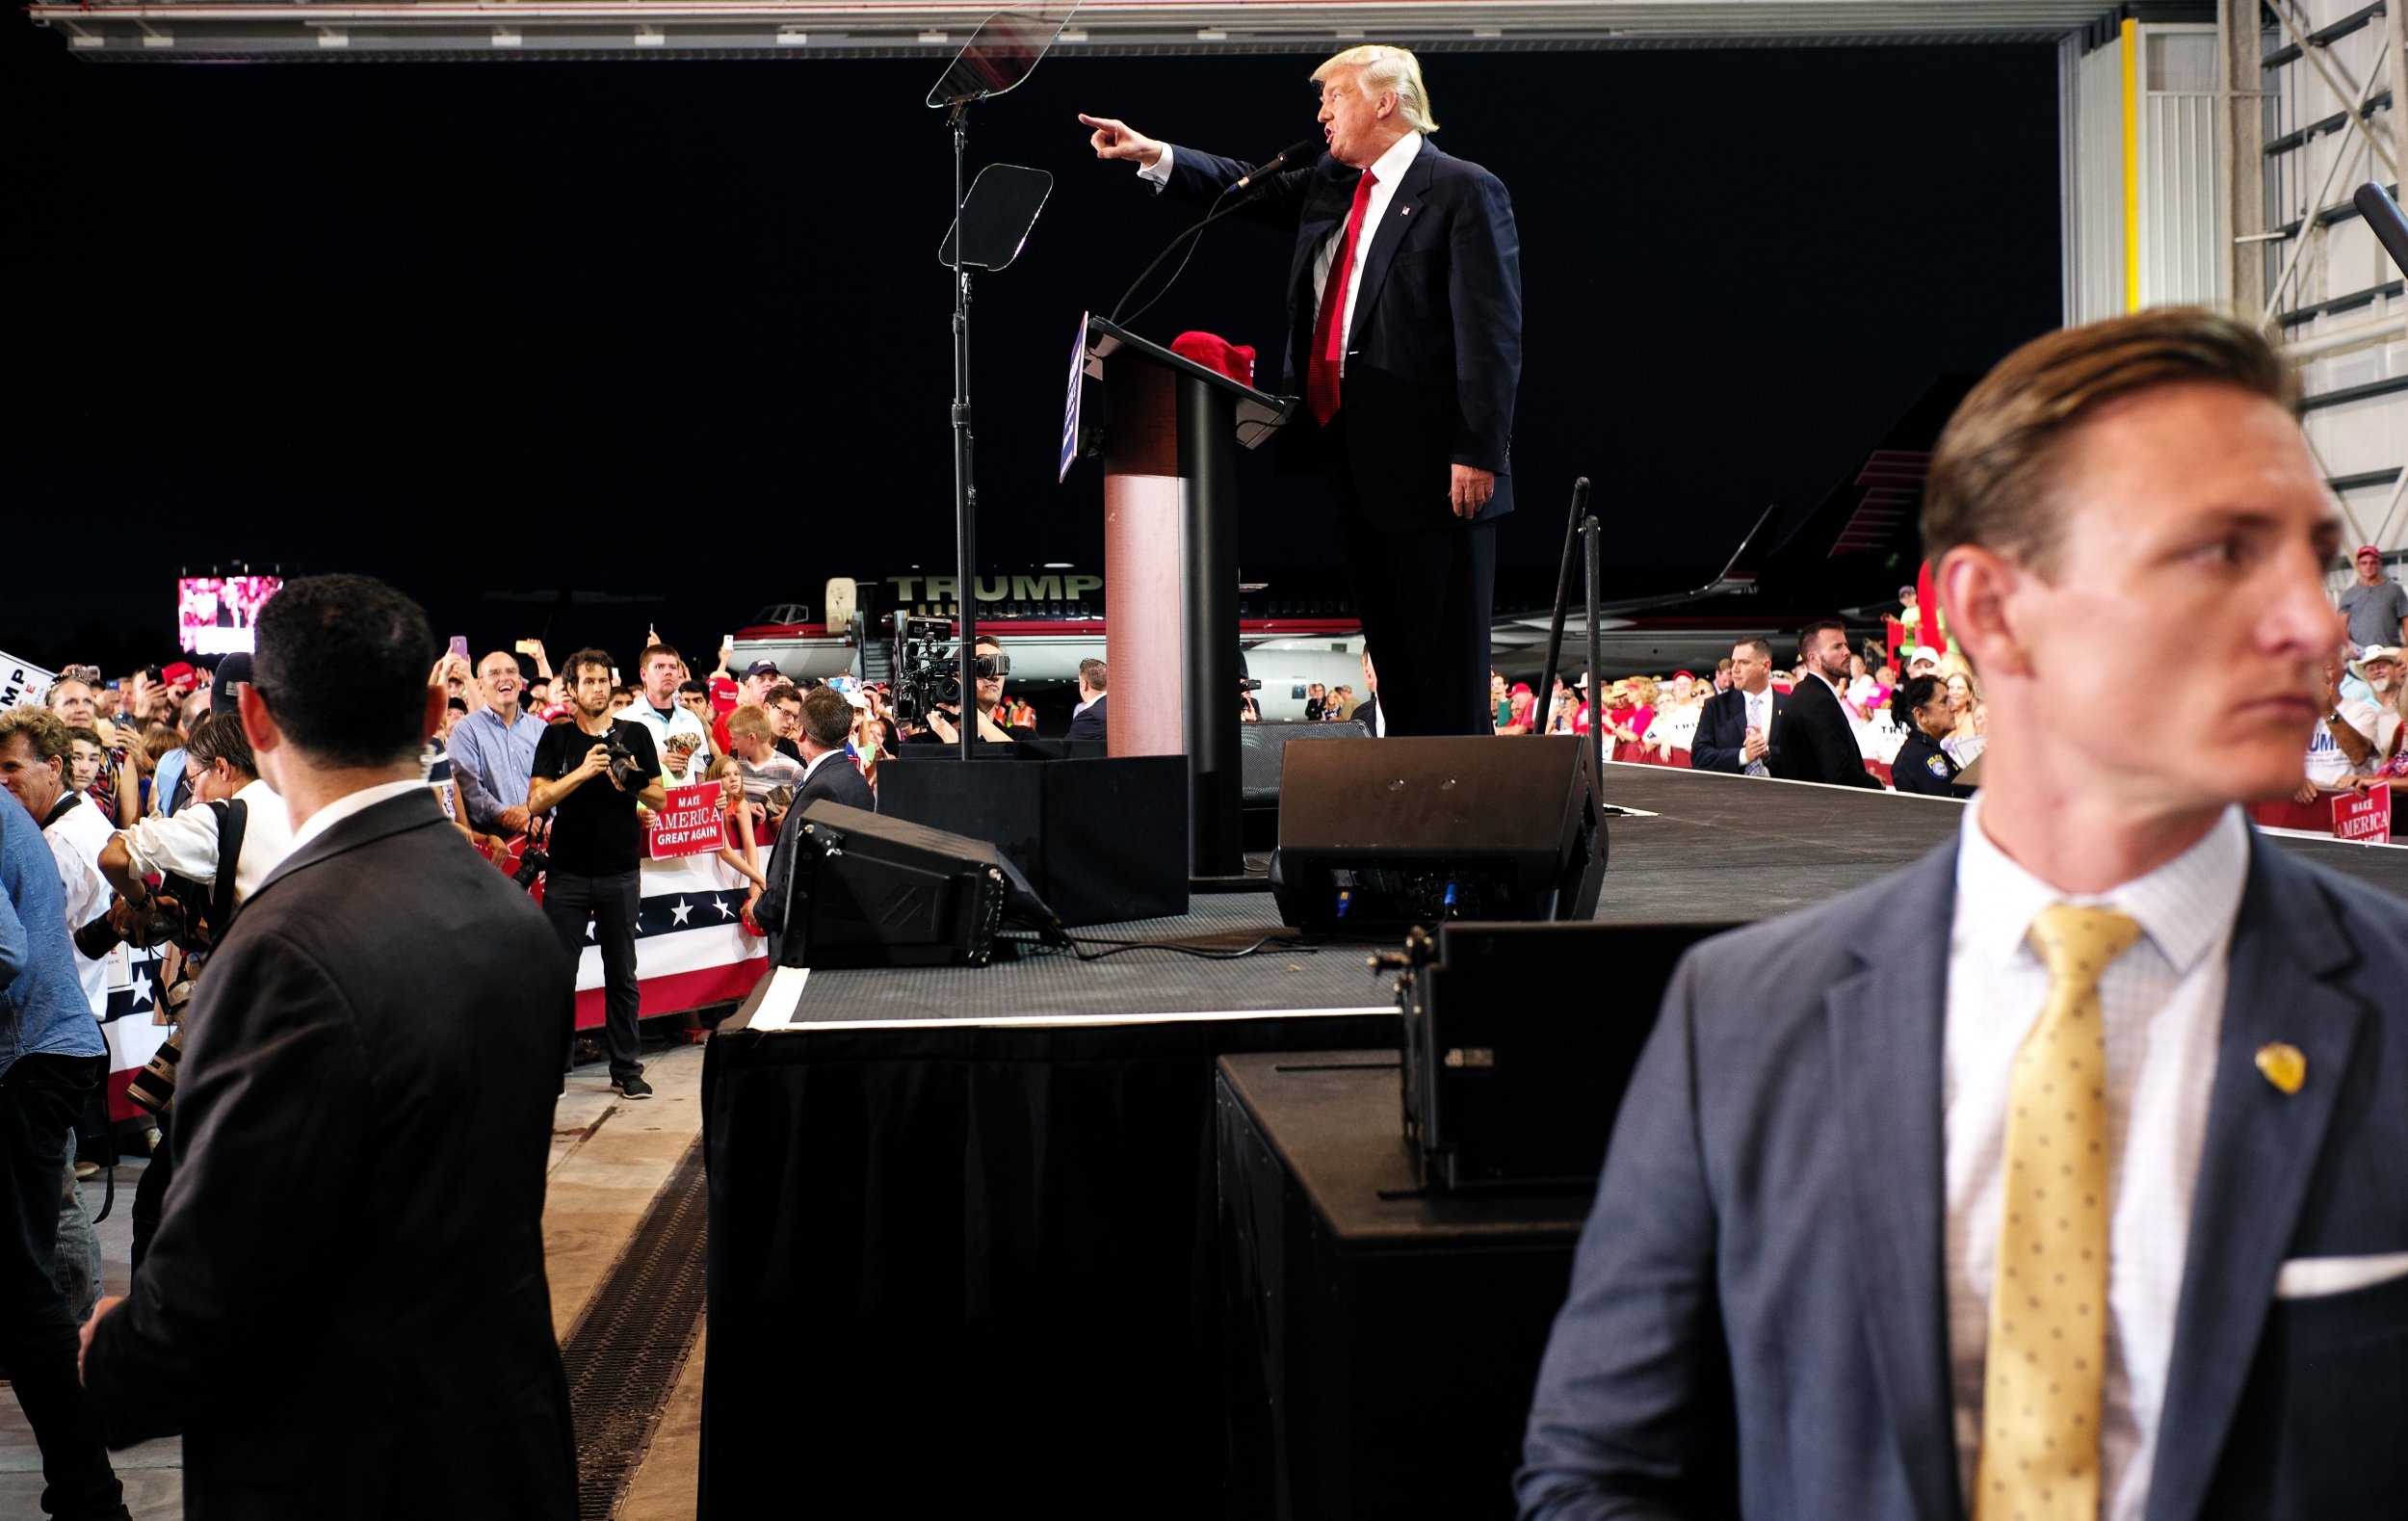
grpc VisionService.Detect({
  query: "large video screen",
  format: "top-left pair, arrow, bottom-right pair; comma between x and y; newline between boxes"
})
178,575 -> 282,656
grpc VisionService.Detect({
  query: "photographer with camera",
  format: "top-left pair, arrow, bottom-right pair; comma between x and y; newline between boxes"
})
913,634 -> 1015,745
528,649 -> 666,1102
94,710 -> 296,1265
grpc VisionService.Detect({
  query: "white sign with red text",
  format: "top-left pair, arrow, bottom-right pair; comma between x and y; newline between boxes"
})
2331,782 -> 2393,845
647,782 -> 730,859
2,650 -> 56,709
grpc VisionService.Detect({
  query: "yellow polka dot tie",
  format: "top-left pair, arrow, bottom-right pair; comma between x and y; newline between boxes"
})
1975,905 -> 2144,1521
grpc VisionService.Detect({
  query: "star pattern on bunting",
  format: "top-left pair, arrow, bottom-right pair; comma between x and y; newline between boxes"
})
671,898 -> 694,927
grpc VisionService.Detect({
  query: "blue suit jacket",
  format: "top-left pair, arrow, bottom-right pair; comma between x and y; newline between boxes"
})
1689,686 -> 1787,775
1163,137 -> 1522,532
1519,830 -> 2408,1520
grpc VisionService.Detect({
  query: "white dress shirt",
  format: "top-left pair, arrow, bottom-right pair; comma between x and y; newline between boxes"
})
1944,797 -> 2246,1521
1140,131 -> 1426,379
1741,687 -> 1772,776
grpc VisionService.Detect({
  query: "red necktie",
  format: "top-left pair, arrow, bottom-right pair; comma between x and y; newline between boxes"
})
1306,170 -> 1377,428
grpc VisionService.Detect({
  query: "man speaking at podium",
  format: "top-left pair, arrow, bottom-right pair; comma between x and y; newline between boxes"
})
1083,43 -> 1522,736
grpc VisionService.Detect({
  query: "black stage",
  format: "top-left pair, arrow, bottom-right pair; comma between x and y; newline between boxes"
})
700,764 -> 2406,1520
777,764 -> 2408,1025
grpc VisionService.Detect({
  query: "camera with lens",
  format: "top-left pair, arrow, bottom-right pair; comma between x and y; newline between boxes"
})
511,843 -> 551,888
601,729 -> 651,791
1239,676 -> 1263,692
891,616 -> 1011,726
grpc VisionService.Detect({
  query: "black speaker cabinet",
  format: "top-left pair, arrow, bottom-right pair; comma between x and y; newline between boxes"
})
1269,736 -> 1605,933
1399,919 -> 1741,1191
1239,719 -> 1372,804
876,753 -> 1188,926
788,800 -> 1008,968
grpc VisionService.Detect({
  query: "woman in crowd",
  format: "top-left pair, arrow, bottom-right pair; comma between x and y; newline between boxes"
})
1888,675 -> 1962,796
1943,670 -> 1981,748
2352,660 -> 2407,783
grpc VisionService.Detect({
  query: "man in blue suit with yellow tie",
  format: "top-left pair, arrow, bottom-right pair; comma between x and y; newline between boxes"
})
1082,43 -> 1521,736
1519,309 -> 2408,1520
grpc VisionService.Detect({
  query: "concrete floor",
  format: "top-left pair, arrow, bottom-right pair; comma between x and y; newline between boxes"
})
0,1041 -> 712,1521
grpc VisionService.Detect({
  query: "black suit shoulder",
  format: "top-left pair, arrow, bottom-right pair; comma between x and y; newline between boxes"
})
798,756 -> 875,812
1773,678 -> 1877,789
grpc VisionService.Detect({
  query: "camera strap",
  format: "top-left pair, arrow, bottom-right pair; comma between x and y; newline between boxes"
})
206,798 -> 249,947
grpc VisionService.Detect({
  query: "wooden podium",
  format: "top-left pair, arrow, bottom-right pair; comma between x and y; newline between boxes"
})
1076,315 -> 1293,880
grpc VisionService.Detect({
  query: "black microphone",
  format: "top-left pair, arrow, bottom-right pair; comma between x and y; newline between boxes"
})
1235,138 -> 1323,190
1107,140 -> 1322,328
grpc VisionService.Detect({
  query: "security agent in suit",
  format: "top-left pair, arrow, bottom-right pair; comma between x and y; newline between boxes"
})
80,574 -> 576,1521
1083,42 -> 1522,736
750,685 -> 876,961
1520,310 -> 2408,1520
1065,658 -> 1109,746
1689,638 -> 1787,774
1771,616 -> 1881,789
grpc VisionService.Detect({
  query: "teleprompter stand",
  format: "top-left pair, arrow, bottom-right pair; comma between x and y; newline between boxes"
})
929,4 -> 1075,756
1072,315 -> 1294,883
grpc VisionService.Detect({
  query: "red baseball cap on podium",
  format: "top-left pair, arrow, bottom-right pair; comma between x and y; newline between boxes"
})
1170,332 -> 1256,389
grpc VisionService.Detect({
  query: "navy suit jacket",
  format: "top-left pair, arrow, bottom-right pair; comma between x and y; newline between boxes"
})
1163,137 -> 1522,532
1770,673 -> 1879,788
1065,694 -> 1108,746
1689,686 -> 1787,774
1519,831 -> 2408,1521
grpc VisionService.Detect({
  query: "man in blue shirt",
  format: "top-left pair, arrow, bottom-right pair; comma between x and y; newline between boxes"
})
1,793 -> 127,1520
449,649 -> 546,838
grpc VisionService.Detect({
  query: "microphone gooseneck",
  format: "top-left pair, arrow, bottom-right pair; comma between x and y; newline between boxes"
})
1107,140 -> 1327,328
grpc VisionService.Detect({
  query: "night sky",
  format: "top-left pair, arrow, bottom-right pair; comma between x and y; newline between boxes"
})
5,16 -> 2063,674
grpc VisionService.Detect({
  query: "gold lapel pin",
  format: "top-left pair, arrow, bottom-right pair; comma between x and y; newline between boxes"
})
2255,1042 -> 2306,1095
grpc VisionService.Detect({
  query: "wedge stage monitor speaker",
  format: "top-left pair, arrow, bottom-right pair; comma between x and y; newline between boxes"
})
786,800 -> 1012,968
1239,719 -> 1371,805
1396,919 -> 1741,1191
1269,736 -> 1606,934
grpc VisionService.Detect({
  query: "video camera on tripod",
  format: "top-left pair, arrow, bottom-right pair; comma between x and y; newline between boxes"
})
891,616 -> 1010,726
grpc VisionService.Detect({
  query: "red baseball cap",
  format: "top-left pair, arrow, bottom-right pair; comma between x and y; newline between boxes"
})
2357,545 -> 2384,560
161,661 -> 197,690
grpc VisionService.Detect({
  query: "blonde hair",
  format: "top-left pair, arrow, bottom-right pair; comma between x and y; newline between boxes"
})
726,702 -> 774,741
1312,44 -> 1439,134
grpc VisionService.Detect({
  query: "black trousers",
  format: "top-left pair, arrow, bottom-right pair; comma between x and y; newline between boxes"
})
1326,431 -> 1498,737
0,1052 -> 128,1521
542,868 -> 643,1082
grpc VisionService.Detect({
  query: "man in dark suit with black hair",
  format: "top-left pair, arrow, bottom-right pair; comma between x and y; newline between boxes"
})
1770,617 -> 1879,789
1522,310 -> 2408,1520
80,573 -> 576,1521
1690,637 -> 1788,776
1083,40 -> 1521,736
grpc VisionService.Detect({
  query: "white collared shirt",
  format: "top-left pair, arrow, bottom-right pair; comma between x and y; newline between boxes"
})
1141,131 -> 1426,378
798,747 -> 843,786
1943,797 -> 2247,1521
291,777 -> 430,852
1741,687 -> 1773,776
